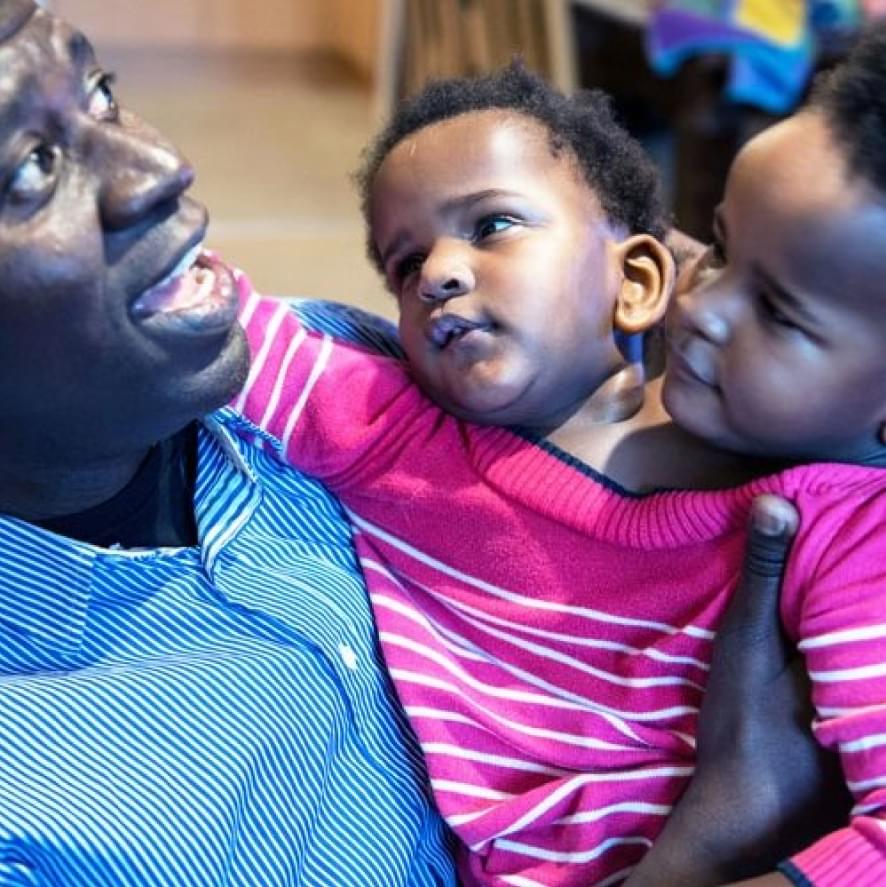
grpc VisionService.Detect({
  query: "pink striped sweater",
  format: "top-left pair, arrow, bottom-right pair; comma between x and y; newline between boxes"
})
233,277 -> 886,886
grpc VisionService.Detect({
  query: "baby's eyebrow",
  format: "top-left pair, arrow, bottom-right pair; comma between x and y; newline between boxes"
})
379,230 -> 411,269
712,206 -> 727,243
438,188 -> 522,215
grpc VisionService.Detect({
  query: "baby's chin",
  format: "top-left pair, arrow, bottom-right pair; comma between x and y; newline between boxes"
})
421,379 -> 533,428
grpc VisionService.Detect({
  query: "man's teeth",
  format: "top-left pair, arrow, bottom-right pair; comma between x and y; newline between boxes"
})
155,243 -> 204,290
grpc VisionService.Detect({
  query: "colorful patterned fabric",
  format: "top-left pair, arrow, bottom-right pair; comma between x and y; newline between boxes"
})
647,1 -> 818,112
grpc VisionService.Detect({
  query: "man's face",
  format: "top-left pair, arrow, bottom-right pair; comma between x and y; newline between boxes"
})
0,5 -> 248,464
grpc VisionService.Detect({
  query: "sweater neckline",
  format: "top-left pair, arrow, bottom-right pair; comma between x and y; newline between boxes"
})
469,424 -> 884,550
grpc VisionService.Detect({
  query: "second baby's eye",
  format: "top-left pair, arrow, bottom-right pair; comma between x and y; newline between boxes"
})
474,214 -> 517,241
700,237 -> 727,270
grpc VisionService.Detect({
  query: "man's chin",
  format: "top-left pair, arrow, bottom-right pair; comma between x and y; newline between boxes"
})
202,323 -> 251,414
167,321 -> 251,420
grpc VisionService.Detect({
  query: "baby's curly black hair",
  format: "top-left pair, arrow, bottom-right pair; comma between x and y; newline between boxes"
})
356,62 -> 667,273
812,22 -> 886,195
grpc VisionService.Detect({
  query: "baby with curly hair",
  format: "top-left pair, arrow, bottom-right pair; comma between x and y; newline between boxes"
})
233,40 -> 886,886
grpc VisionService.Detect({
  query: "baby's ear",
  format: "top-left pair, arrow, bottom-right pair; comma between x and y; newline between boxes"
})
612,235 -> 675,335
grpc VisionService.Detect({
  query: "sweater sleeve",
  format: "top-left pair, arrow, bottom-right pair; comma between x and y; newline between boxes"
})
785,485 -> 886,885
233,292 -> 427,486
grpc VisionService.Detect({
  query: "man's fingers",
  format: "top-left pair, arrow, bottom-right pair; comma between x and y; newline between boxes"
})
742,494 -> 799,579
727,495 -> 798,625
708,496 -> 799,686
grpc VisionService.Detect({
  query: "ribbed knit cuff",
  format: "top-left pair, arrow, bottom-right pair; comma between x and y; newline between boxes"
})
778,860 -> 813,887
788,828 -> 884,886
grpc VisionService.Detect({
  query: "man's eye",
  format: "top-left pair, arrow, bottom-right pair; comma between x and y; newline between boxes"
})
474,214 -> 516,241
7,144 -> 60,204
88,71 -> 119,121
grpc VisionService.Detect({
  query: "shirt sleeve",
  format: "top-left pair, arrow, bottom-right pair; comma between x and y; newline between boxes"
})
290,297 -> 404,360
233,293 -> 430,486
786,488 -> 886,885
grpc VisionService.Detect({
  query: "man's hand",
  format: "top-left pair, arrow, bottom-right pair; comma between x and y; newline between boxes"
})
626,495 -> 851,886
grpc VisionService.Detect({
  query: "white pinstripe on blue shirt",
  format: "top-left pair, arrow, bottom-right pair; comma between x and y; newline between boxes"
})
0,300 -> 455,886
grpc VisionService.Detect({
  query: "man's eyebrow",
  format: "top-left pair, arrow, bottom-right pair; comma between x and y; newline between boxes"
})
378,189 -> 523,268
67,30 -> 95,67
0,0 -> 36,44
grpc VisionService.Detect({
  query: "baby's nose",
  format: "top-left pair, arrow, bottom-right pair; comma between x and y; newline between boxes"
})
679,293 -> 730,345
420,257 -> 474,303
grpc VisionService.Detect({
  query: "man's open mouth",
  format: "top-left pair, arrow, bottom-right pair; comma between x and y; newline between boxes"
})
129,245 -> 239,338
131,243 -> 214,318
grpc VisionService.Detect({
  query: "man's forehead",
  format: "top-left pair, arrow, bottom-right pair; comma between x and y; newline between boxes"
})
0,0 -> 37,44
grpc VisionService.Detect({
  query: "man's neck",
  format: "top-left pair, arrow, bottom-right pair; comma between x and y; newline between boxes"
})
0,449 -> 148,522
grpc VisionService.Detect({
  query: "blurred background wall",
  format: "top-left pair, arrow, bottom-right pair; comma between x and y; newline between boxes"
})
47,1 -> 880,316
55,0 -> 380,70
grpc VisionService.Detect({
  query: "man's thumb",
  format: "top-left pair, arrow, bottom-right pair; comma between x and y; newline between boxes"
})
743,494 -> 799,582
711,495 -> 799,673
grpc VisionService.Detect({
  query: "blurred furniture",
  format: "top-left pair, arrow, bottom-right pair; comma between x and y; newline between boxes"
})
372,0 -> 734,237
375,0 -> 553,120
372,1 -> 851,239
374,0 -> 652,120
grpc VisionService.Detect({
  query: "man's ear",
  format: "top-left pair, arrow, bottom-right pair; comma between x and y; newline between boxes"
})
612,234 -> 675,335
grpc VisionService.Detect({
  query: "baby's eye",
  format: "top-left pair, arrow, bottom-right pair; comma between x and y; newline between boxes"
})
395,252 -> 425,282
700,238 -> 727,270
677,239 -> 725,296
474,214 -> 517,241
88,71 -> 119,121
758,293 -> 800,332
7,143 -> 60,205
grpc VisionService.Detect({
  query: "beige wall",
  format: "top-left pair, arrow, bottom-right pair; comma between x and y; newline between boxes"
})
53,0 -> 380,73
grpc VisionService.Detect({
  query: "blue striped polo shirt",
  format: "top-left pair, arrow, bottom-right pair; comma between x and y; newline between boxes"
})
0,300 -> 455,886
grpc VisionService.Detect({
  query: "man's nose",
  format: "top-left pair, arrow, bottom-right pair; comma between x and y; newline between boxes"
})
419,242 -> 475,303
97,117 -> 195,230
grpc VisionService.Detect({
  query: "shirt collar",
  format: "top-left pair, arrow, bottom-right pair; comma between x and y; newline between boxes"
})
0,414 -> 258,656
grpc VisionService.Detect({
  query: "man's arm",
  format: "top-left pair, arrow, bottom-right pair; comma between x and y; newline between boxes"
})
626,495 -> 850,886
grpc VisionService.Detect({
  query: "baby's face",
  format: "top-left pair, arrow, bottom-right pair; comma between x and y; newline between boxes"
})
665,111 -> 886,463
368,110 -> 628,429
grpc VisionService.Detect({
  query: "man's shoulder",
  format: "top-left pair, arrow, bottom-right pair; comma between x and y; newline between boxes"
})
290,298 -> 403,359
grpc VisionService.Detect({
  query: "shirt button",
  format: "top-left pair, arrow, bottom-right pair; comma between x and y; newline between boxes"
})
338,642 -> 358,670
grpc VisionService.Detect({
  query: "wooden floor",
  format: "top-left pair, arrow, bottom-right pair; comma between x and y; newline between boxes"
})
106,47 -> 396,318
